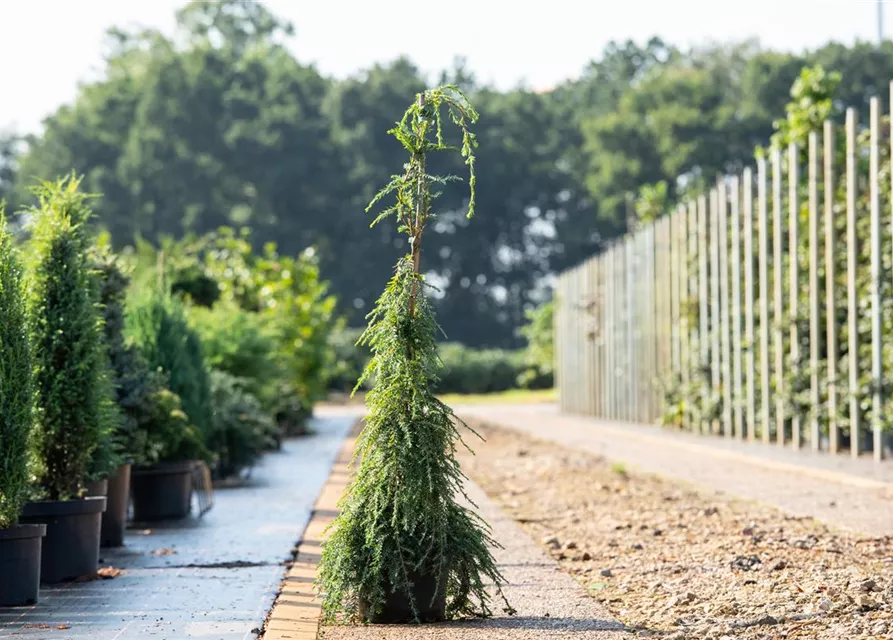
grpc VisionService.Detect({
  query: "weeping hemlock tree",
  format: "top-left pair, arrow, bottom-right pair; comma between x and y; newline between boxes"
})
318,87 -> 510,623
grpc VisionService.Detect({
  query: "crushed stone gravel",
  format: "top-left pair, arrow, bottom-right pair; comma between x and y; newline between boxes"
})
457,421 -> 893,640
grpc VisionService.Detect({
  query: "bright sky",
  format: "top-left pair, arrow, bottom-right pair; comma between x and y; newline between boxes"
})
0,0 -> 888,133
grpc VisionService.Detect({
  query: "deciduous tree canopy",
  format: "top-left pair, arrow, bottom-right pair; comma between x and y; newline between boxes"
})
8,1 -> 893,346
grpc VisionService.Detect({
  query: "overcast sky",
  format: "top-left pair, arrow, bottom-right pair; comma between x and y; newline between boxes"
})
0,0 -> 888,133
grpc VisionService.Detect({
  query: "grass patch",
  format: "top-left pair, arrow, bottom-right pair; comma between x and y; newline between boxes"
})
437,388 -> 556,406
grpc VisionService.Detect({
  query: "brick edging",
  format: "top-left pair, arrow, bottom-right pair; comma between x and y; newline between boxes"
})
260,425 -> 357,640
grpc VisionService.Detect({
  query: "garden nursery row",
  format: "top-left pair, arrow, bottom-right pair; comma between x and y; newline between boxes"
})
0,174 -> 339,607
0,173 -> 554,611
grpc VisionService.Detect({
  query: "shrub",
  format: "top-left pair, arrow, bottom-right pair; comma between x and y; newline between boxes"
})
326,326 -> 370,393
318,87 -> 509,623
436,343 -> 552,394
0,212 -> 34,528
26,175 -> 114,500
130,228 -> 338,432
207,370 -> 278,479
127,289 -> 213,442
203,229 -> 338,413
188,302 -> 280,413
93,245 -> 206,465
517,299 -> 554,388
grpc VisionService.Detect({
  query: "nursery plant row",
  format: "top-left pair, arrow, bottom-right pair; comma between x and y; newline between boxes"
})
0,175 -> 336,607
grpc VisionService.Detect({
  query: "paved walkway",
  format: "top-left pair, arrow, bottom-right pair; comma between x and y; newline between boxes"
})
456,404 -> 893,537
0,414 -> 353,640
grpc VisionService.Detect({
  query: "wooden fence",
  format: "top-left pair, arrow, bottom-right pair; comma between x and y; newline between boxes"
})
555,82 -> 893,460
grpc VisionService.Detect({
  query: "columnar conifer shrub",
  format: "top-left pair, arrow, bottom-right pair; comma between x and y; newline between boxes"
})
0,211 -> 34,528
318,86 -> 510,622
27,176 -> 110,500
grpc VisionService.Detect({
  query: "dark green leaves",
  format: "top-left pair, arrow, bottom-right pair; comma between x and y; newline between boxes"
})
0,210 -> 33,527
26,175 -> 112,501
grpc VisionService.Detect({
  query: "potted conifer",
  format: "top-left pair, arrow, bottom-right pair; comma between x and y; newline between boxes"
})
127,288 -> 211,521
88,246 -> 137,547
0,212 -> 45,606
318,87 -> 510,623
19,176 -> 109,583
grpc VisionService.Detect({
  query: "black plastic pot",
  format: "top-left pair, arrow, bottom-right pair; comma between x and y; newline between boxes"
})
358,570 -> 448,623
19,497 -> 106,583
85,478 -> 108,497
0,524 -> 46,606
130,462 -> 194,521
86,464 -> 131,547
102,464 -> 131,546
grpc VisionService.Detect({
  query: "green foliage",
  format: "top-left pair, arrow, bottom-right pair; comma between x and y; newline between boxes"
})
207,369 -> 278,479
770,65 -> 841,150
201,228 -> 338,412
131,227 -> 337,425
437,343 -> 549,394
189,301 -> 279,411
26,175 -> 115,500
140,387 -> 207,464
0,212 -> 34,528
14,0 -> 893,349
92,244 -> 205,465
318,88 -> 509,623
127,289 -> 213,444
517,299 -> 555,388
326,326 -> 370,393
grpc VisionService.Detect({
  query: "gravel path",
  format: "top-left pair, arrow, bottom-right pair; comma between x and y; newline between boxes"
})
458,421 -> 893,640
456,404 -> 893,537
321,476 -> 630,639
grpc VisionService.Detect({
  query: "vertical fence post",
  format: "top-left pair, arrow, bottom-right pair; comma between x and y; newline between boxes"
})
824,121 -> 839,454
670,212 -> 681,393
710,188 -> 721,434
788,144 -> 801,449
698,195 -> 709,434
592,256 -> 600,417
870,97 -> 883,460
662,216 -> 673,406
679,208 -> 690,429
731,175 -> 744,438
808,132 -> 821,451
555,272 -> 563,411
626,236 -> 636,421
772,148 -> 785,445
648,224 -> 663,420
758,157 -> 771,444
688,201 -> 699,430
719,180 -> 732,438
743,167 -> 756,441
613,246 -> 621,420
585,258 -> 595,417
605,247 -> 614,419
846,108 -> 861,457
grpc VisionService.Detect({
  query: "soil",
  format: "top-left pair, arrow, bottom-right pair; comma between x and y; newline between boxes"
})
458,422 -> 893,640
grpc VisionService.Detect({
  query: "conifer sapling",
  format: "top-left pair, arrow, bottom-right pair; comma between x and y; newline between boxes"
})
318,86 -> 511,622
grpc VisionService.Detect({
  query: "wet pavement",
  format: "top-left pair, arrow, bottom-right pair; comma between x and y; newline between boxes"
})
0,414 -> 353,640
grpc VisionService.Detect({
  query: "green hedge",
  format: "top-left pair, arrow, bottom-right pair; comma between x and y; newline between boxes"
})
436,343 -> 551,394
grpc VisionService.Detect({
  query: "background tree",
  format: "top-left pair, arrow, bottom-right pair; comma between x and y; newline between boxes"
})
12,1 -> 893,348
